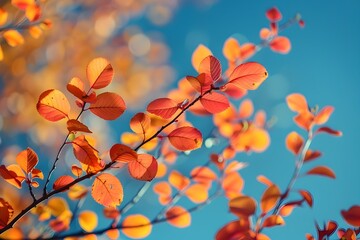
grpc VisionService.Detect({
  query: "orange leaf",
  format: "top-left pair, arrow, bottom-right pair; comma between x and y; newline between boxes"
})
0,8 -> 8,26
0,45 -> 3,61
185,184 -> 208,203
239,43 -> 256,60
222,172 -> 244,199
224,161 -> 248,174
89,92 -> 126,120
53,175 -> 74,191
260,28 -> 272,40
128,154 -> 158,181
299,190 -> 313,207
168,170 -> 190,191
304,150 -> 322,162
87,58 -> 113,89
165,206 -> 191,228
306,166 -> 336,179
186,73 -> 212,93
66,77 -> 85,100
294,111 -> 314,131
67,119 -> 92,133
221,84 -> 248,99
316,127 -> 342,136
168,126 -> 202,151
198,55 -> 222,81
223,37 -> 241,62
314,106 -> 334,125
285,131 -> 304,155
147,98 -> 179,119
0,198 -> 13,229
153,181 -> 172,196
341,205 -> 360,227
257,175 -> 273,187
130,113 -> 151,134
103,207 -> 120,219
238,99 -> 254,119
31,168 -> 43,179
192,44 -> 212,72
0,164 -> 26,189
25,4 -> 41,22
269,36 -> 291,54
110,144 -> 137,163
229,196 -> 257,217
190,166 -> 217,187
266,7 -> 282,22
122,214 -> 152,239
262,215 -> 285,228
106,229 -> 119,240
72,135 -> 102,172
71,165 -> 83,178
279,204 -> 296,217
78,211 -> 98,232
215,220 -> 250,240
227,62 -> 268,90
16,147 -> 38,174
260,185 -> 281,213
286,93 -> 308,113
37,89 -> 70,122
155,162 -> 167,178
68,184 -> 88,200
11,0 -> 35,10
3,30 -> 24,47
91,173 -> 123,207
200,92 -> 229,114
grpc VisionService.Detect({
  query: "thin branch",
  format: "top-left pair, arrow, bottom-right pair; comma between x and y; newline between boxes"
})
27,181 -> 36,202
119,181 -> 152,215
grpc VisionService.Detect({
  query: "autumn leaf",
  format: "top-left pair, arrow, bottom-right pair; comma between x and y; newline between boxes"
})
341,205 -> 360,227
147,98 -> 179,119
0,164 -> 26,189
238,99 -> 254,119
87,58 -> 114,89
306,166 -> 336,179
192,44 -> 212,72
89,92 -> 126,120
304,150 -> 322,162
285,131 -> 304,155
66,77 -> 85,100
223,37 -> 241,62
3,30 -> 25,47
229,196 -> 257,217
240,43 -> 256,60
128,154 -> 158,181
72,135 -> 102,172
185,184 -> 208,203
168,126 -> 202,151
262,215 -> 285,228
198,55 -> 222,81
215,220 -> 250,240
286,93 -> 308,113
200,92 -> 229,114
122,214 -> 152,239
269,36 -> 291,54
260,184 -> 281,213
166,206 -> 191,228
266,7 -> 282,22
110,144 -> 137,163
222,172 -> 244,199
130,112 -> 151,134
53,176 -> 74,191
91,173 -> 123,208
314,106 -> 334,125
78,211 -> 98,232
299,190 -> 313,207
15,147 -> 38,174
168,171 -> 190,191
0,198 -> 14,229
67,119 -> 92,133
227,62 -> 268,90
315,127 -> 342,136
37,89 -> 71,122
25,4 -> 41,22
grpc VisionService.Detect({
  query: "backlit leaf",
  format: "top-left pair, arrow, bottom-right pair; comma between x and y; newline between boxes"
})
53,175 -> 74,191
87,58 -> 114,89
260,28 -> 272,39
221,84 -> 248,99
3,30 -> 24,47
78,211 -> 98,232
198,55 -> 222,81
130,113 -> 151,134
153,181 -> 172,196
269,36 -> 291,54
66,77 -> 85,100
240,43 -> 256,60
106,229 -> 119,240
294,111 -> 314,131
238,99 -> 254,119
316,127 -> 342,136
89,92 -> 126,120
31,168 -> 43,179
0,198 -> 13,229
229,196 -> 257,217
168,126 -> 202,151
227,62 -> 268,90
0,164 -> 26,189
341,205 -> 360,227
266,7 -> 282,22
306,166 -> 336,179
166,206 -> 191,228
128,154 -> 158,181
286,93 -> 308,113
186,73 -> 212,93
262,215 -> 285,228
91,173 -> 123,208
314,106 -> 334,125
223,37 -> 241,62
0,8 -> 8,26
200,92 -> 229,114
222,172 -> 244,199
147,98 -> 179,119
47,197 -> 69,217
190,166 -> 217,187
16,147 -> 38,174
257,175 -> 274,187
260,184 -> 281,213
68,184 -> 88,200
11,0 -> 35,10
285,131 -> 304,155
67,119 -> 92,133
185,184 -> 208,203
71,165 -> 83,178
122,214 -> 152,239
155,162 -> 167,178
304,150 -> 322,163
215,220 -> 250,240
169,171 -> 190,191
25,4 -> 41,22
110,144 -> 137,163
72,135 -> 102,172
192,44 -> 212,72
37,89 -> 70,122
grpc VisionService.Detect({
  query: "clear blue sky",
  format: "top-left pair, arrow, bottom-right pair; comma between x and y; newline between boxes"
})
129,1 -> 360,239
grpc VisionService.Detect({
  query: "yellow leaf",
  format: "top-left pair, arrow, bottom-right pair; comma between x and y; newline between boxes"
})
78,211 -> 98,232
3,30 -> 25,47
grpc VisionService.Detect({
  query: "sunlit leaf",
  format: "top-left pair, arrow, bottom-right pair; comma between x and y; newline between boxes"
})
110,144 -> 137,163
25,4 -> 41,22
130,113 -> 151,134
78,211 -> 98,232
286,93 -> 308,113
306,166 -> 336,179
168,126 -> 202,151
266,7 -> 282,22
260,184 -> 281,213
227,62 -> 268,90
260,28 -> 272,40
68,185 -> 88,200
165,206 -> 191,228
67,77 -> 85,100
215,220 -> 250,240
71,165 -> 83,178
168,171 -> 190,191
198,55 -> 222,81
87,58 -> 114,89
285,131 -> 304,155
0,227 -> 23,239
315,127 -> 342,136
279,203 -> 296,217
221,84 -> 248,99
155,162 -> 167,178
0,8 -> 8,26
269,36 -> 291,54
89,92 -> 126,120
240,43 -> 256,60
47,197 -> 69,217
0,198 -> 13,229
222,172 -> 244,199
31,168 -> 43,179
238,99 -> 254,119
106,229 -> 119,240
192,44 -> 212,72
128,154 -> 158,181
28,26 -> 42,39
299,190 -> 313,207
314,106 -> 334,125
294,111 -> 314,131
185,184 -> 208,203
153,181 -> 172,196
3,30 -> 24,47
122,214 -> 152,239
257,175 -> 274,187
37,89 -> 70,122
53,176 -> 74,191
200,92 -> 229,114
304,150 -> 322,162
229,196 -> 257,217
262,215 -> 285,228
0,164 -> 26,189
91,173 -> 123,208
186,73 -> 212,93
223,37 -> 241,62
147,98 -> 179,119
224,161 -> 248,174
103,207 -> 120,219
11,0 -> 35,10
72,135 -> 102,172
67,119 -> 92,133
190,166 -> 217,187
16,147 -> 38,174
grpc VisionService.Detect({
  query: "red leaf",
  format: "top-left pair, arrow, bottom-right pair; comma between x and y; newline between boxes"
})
66,77 -> 85,100
285,131 -> 304,155
147,98 -> 179,119
130,113 -> 151,134
229,196 -> 257,217
16,147 -> 38,174
89,92 -> 126,120
227,62 -> 268,90
128,154 -> 158,181
91,173 -> 123,208
238,99 -> 253,119
240,43 -> 256,60
0,198 -> 13,229
299,190 -> 313,207
168,126 -> 202,151
72,135 -> 102,173
262,215 -> 285,228
0,164 -> 26,189
314,106 -> 334,125
266,7 -> 282,22
198,55 -> 222,81
87,58 -> 114,89
286,93 -> 308,113
200,92 -> 229,114
67,119 -> 92,133
109,144 -> 137,163
260,184 -> 281,213
36,89 -> 70,122
306,166 -> 336,179
316,127 -> 342,136
215,220 -> 250,240
341,205 -> 360,227
269,36 -> 291,54
53,175 -> 74,191
185,74 -> 212,93
304,150 -> 322,162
